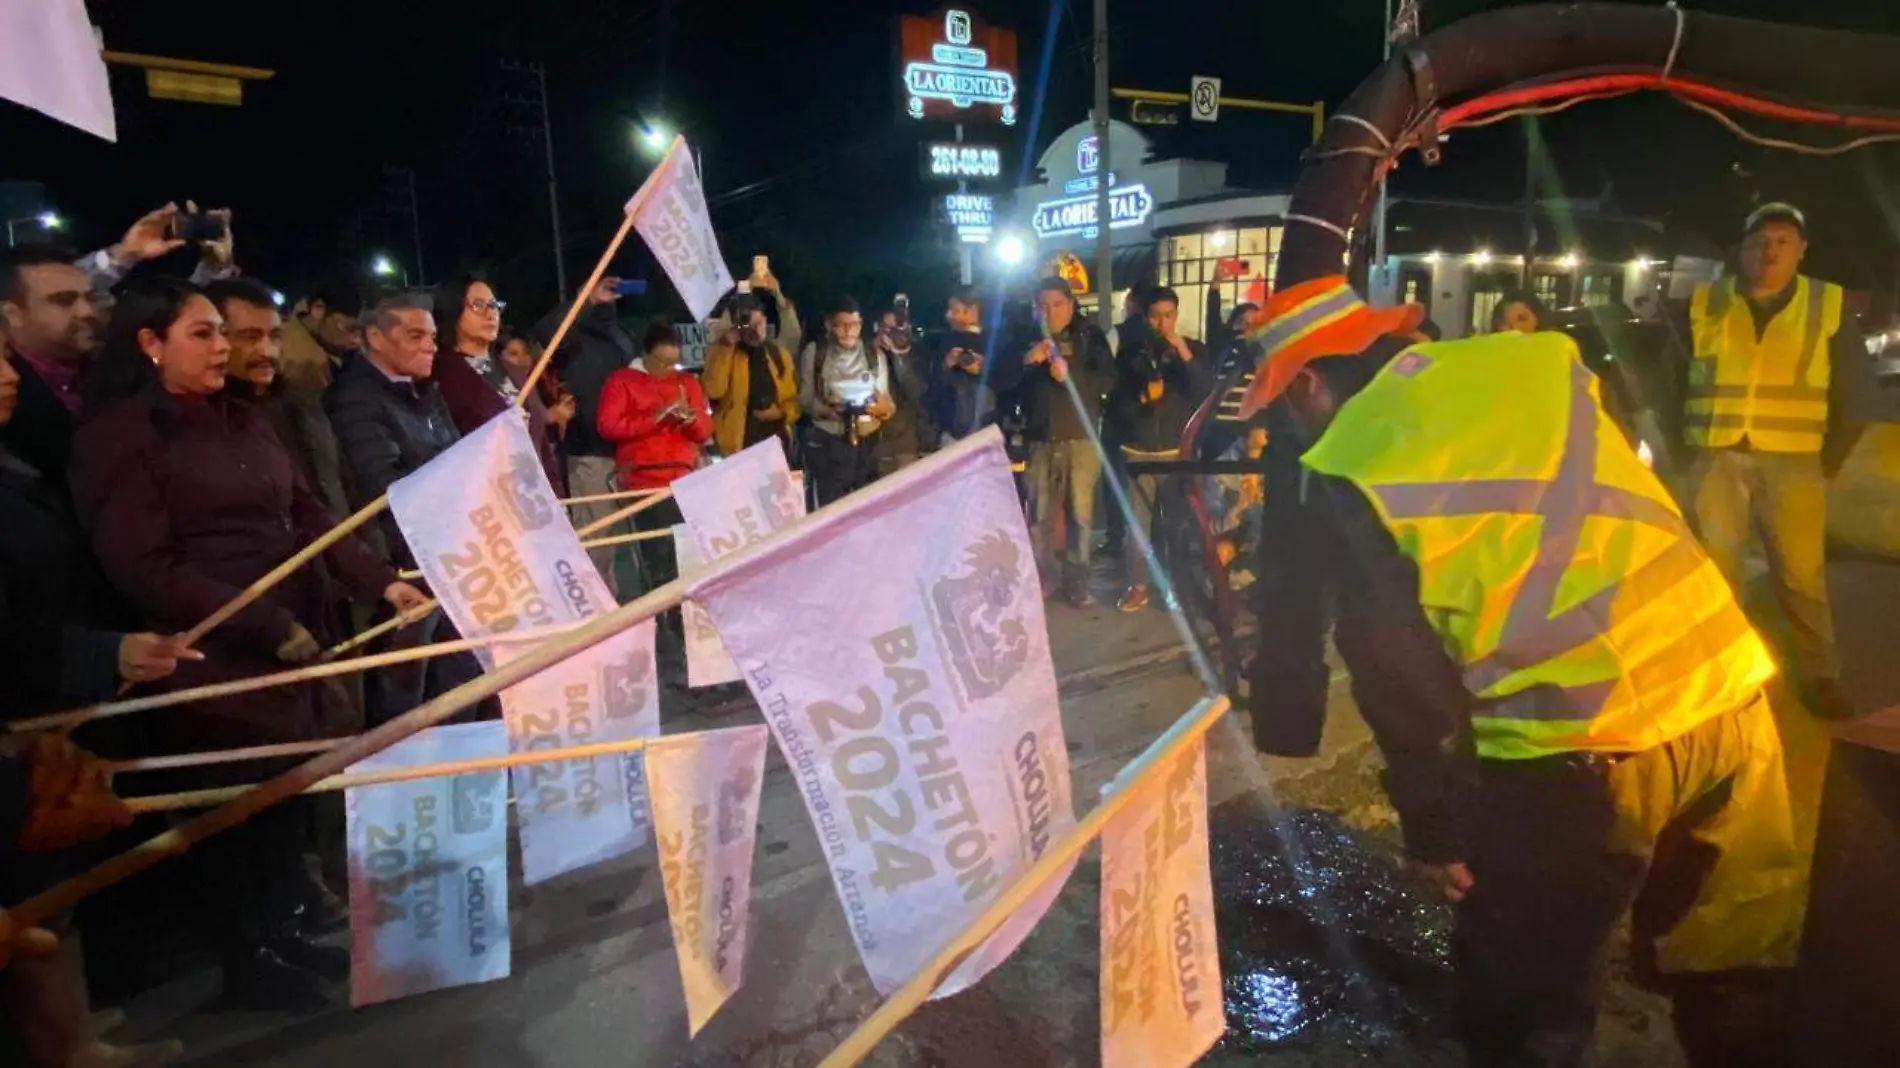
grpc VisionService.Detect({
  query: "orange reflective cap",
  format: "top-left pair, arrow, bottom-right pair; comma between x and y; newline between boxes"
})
1238,275 -> 1427,418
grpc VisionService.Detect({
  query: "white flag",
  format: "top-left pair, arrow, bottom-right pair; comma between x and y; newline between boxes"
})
646,725 -> 770,1035
628,136 -> 733,321
688,428 -> 1076,997
494,621 -> 659,884
671,438 -> 804,564
388,415 -> 616,662
0,0 -> 115,142
672,442 -> 805,689
1099,733 -> 1224,1068
346,722 -> 511,1007
673,527 -> 740,687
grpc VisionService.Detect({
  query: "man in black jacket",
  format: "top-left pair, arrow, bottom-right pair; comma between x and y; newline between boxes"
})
323,293 -> 471,725
207,280 -> 352,519
534,278 -> 634,592
926,288 -> 996,445
1110,287 -> 1212,612
1018,277 -> 1116,606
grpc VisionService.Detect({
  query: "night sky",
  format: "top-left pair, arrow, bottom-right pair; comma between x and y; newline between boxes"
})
4,0 -> 1899,322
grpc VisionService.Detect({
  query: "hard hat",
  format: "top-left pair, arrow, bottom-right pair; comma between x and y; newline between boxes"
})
1744,202 -> 1806,237
1237,275 -> 1426,418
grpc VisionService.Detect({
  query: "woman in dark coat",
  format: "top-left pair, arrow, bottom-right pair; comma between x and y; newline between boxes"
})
430,274 -> 566,493
67,279 -> 427,1013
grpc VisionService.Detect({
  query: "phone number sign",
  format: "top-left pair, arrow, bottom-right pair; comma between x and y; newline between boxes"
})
922,141 -> 1003,181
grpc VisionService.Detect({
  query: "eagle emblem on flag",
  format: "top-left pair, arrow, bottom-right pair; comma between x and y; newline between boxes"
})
931,530 -> 1032,700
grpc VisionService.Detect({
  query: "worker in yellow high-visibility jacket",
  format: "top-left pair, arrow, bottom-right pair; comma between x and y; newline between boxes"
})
1246,276 -> 1804,1068
1684,202 -> 1873,719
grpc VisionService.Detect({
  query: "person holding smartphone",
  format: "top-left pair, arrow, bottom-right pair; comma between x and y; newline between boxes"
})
597,323 -> 712,594
926,287 -> 994,446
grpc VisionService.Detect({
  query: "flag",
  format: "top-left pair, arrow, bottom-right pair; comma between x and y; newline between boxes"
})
673,527 -> 740,687
672,441 -> 805,689
1098,732 -> 1223,1068
0,0 -> 115,142
671,438 -> 804,564
346,721 -> 511,1007
687,427 -> 1077,997
628,136 -> 733,321
645,725 -> 770,1034
389,414 -> 648,882
494,621 -> 659,884
388,414 -> 617,662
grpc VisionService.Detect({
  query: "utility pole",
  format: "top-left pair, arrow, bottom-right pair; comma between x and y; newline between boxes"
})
502,60 -> 569,300
956,123 -> 973,286
383,167 -> 427,288
1092,0 -> 1113,320
1372,0 -> 1420,293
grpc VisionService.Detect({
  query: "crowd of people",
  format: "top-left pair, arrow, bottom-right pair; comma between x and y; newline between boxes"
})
0,199 -> 1235,1062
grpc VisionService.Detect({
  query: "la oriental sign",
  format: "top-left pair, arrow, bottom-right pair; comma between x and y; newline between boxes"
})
1032,184 -> 1155,240
897,8 -> 1019,126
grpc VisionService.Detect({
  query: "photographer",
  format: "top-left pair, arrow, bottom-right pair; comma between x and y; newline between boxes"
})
1112,286 -> 1212,612
702,268 -> 802,460
799,296 -> 893,505
928,287 -> 995,446
872,296 -> 935,476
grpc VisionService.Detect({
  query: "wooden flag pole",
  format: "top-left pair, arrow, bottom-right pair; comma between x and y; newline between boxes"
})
395,525 -> 673,580
122,735 -> 656,812
111,739 -> 342,774
561,487 -> 663,507
322,489 -> 675,661
14,621 -> 588,735
814,695 -> 1232,1068
515,211 -> 637,404
0,575 -> 690,947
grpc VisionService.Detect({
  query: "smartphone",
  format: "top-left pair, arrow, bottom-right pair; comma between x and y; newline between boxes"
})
611,279 -> 648,296
171,211 -> 227,242
752,254 -> 770,278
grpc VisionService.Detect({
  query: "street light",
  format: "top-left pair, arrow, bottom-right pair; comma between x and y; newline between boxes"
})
371,255 -> 409,287
994,233 -> 1028,267
637,123 -> 669,156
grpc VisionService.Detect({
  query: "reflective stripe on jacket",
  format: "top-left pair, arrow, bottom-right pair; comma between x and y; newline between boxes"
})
1302,332 -> 1777,760
1686,275 -> 1843,453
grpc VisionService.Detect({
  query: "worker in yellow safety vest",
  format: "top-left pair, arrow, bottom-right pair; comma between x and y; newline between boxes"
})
1684,202 -> 1872,719
1245,276 -> 1804,1068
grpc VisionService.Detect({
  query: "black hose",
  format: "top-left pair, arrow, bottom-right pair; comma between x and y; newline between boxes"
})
1278,2 -> 1900,288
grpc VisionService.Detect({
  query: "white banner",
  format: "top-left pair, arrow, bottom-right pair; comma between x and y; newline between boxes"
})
346,722 -> 511,1007
688,428 -> 1076,997
672,438 -> 804,564
0,0 -> 116,142
388,415 -> 617,666
646,725 -> 770,1035
1099,735 -> 1223,1068
495,622 -> 660,884
629,136 -> 733,322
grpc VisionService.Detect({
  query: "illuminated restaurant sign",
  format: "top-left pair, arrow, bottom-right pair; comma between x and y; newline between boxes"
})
1031,184 -> 1155,240
896,8 -> 1019,125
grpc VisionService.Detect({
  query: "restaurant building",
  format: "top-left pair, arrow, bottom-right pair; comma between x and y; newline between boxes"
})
1006,117 -> 1712,340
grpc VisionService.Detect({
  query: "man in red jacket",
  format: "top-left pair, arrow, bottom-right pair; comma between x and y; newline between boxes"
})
597,322 -> 712,595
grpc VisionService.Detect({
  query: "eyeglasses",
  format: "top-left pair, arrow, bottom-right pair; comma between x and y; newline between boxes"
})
467,298 -> 507,314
